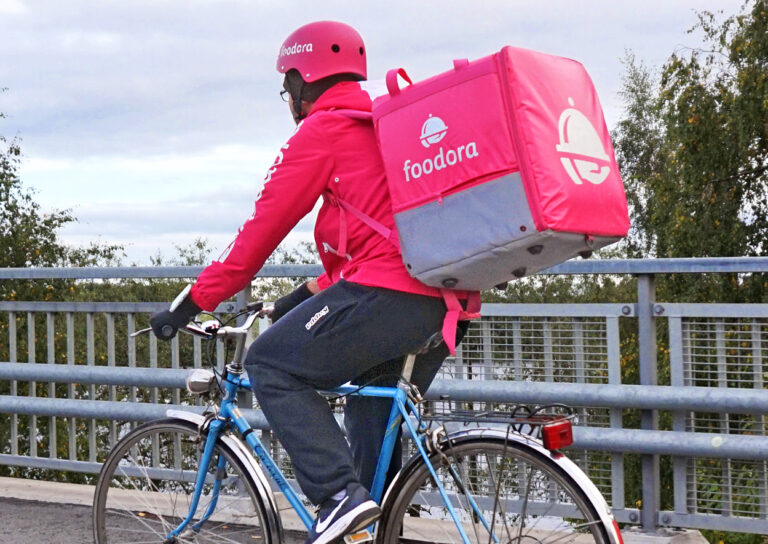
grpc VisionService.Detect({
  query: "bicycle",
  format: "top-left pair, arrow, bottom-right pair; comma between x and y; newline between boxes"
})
92,302 -> 624,544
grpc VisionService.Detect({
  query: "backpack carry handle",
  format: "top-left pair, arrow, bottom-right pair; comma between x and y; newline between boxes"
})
386,68 -> 413,96
385,61 -> 467,97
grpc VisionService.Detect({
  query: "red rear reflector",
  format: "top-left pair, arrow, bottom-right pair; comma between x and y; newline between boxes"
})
541,420 -> 573,450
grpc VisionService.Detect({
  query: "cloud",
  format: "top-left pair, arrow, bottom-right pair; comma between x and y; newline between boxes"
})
57,180 -> 321,264
0,0 -> 746,263
24,143 -> 274,176
59,31 -> 122,49
20,144 -> 278,205
2,0 -> 735,159
0,0 -> 24,14
19,143 -> 292,263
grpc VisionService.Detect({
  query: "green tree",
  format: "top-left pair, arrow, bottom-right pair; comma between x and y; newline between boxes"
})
0,99 -> 124,481
0,98 -> 121,303
252,241 -> 320,302
612,4 -> 767,542
612,0 -> 768,302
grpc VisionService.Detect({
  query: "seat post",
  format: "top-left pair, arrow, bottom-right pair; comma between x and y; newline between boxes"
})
401,353 -> 417,382
400,331 -> 444,384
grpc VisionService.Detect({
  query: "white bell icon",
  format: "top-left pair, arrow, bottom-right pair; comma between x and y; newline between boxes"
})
420,114 -> 448,148
555,98 -> 610,185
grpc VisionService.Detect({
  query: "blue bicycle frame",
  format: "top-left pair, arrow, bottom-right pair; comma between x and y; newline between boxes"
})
165,357 -> 479,543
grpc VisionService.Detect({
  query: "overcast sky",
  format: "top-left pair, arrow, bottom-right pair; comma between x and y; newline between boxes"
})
0,0 -> 744,265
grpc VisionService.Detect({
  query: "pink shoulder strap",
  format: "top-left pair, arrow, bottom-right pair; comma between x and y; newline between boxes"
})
333,196 -> 401,251
323,109 -> 398,248
323,108 -> 481,353
328,108 -> 373,122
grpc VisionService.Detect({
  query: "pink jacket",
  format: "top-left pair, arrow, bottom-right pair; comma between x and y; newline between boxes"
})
190,82 -> 441,311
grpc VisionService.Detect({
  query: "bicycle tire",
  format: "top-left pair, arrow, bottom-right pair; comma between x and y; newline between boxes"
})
378,436 -> 611,544
93,418 -> 273,544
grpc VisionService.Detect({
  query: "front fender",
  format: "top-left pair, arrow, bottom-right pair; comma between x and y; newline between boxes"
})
166,409 -> 283,543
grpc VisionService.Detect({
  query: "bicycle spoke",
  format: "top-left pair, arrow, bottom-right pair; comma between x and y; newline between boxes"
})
513,460 -> 533,542
195,525 -> 257,544
104,510 -> 168,541
456,458 -> 484,544
94,421 -> 268,544
484,450 -> 512,544
381,438 -> 610,544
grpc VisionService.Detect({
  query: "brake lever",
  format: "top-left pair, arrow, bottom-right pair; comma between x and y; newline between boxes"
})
130,323 -> 213,339
182,322 -> 214,338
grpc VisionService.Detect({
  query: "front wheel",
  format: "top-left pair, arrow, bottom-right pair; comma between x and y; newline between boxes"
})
93,418 -> 272,544
378,437 -> 611,544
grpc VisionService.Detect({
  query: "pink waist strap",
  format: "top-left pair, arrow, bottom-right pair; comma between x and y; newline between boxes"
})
440,289 -> 481,355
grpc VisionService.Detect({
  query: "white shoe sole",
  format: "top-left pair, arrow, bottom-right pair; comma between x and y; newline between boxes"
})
311,500 -> 381,544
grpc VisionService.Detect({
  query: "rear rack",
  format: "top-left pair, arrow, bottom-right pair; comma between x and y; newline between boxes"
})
421,400 -> 573,423
419,400 -> 576,449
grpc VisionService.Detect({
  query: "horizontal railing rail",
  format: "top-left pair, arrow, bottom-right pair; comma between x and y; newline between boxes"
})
0,264 -> 324,280
2,362 -> 768,415
2,395 -> 766,461
0,256 -> 766,280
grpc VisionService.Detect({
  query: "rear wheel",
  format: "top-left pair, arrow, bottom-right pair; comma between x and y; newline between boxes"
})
378,437 -> 610,544
93,419 -> 272,544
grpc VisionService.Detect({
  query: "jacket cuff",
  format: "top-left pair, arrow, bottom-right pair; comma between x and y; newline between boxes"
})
177,294 -> 202,318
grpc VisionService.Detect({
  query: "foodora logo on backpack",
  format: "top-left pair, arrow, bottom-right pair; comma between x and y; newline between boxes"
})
402,114 -> 479,182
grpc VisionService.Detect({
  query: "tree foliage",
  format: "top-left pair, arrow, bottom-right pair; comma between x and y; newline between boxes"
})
614,1 -> 768,264
610,6 -> 767,540
0,99 -> 121,302
252,241 -> 320,302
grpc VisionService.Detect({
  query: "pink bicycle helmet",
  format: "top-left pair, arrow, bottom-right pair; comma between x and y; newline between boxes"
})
277,21 -> 367,82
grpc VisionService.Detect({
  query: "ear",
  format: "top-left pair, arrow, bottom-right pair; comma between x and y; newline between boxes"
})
300,100 -> 314,116
292,97 -> 303,117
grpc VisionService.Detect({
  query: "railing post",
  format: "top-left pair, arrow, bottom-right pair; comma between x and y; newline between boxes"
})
637,274 -> 660,532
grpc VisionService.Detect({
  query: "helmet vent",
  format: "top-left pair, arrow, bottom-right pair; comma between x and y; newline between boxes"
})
331,44 -> 340,53
359,47 -> 364,55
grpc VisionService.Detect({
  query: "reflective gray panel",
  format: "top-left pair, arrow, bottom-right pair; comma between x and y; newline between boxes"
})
395,173 -> 619,290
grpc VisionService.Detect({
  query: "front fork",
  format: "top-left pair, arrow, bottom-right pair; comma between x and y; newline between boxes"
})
192,453 -> 228,531
164,417 -> 226,542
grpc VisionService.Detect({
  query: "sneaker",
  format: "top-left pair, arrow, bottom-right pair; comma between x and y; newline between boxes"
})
306,482 -> 382,544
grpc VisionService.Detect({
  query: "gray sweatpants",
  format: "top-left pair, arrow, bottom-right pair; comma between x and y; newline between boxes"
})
244,280 -> 459,505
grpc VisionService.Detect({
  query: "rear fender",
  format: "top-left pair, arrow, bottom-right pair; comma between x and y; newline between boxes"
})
380,427 -> 622,544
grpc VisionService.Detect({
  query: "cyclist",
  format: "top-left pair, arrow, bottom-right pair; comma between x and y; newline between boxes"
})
150,20 -> 473,544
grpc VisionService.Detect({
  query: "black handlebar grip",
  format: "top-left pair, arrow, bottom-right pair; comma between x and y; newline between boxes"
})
161,324 -> 175,338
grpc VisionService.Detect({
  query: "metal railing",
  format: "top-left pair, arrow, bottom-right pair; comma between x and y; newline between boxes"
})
1,258 -> 768,535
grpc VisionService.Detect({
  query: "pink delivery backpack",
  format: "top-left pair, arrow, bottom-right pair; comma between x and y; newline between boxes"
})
339,46 -> 630,292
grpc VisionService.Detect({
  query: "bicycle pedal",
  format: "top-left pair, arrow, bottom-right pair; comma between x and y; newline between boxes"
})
343,529 -> 373,543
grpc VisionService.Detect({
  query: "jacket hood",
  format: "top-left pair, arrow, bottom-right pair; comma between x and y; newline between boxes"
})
309,81 -> 372,114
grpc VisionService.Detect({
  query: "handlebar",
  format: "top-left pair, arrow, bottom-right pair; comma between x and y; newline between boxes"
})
131,301 -> 266,339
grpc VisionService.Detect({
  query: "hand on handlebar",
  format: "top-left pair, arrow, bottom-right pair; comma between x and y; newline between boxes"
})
150,287 -> 202,340
135,300 -> 264,339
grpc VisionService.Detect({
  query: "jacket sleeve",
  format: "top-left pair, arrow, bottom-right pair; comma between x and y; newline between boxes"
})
190,118 -> 334,311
